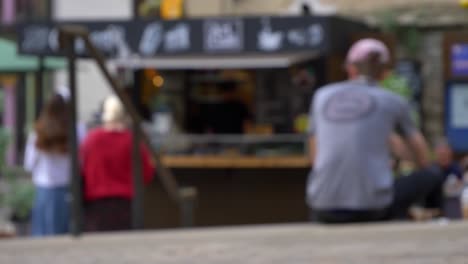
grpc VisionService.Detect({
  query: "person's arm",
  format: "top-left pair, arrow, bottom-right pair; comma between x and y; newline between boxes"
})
24,133 -> 38,172
141,144 -> 156,184
307,94 -> 318,166
406,131 -> 430,169
79,130 -> 94,179
395,99 -> 430,169
388,132 -> 412,160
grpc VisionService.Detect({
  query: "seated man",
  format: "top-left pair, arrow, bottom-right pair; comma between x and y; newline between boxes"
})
307,39 -> 444,223
432,139 -> 463,182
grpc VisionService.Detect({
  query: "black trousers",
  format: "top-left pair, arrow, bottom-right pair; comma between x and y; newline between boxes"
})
311,168 -> 444,224
84,198 -> 131,232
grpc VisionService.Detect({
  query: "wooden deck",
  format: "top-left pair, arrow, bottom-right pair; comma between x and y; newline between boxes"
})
1,221 -> 467,263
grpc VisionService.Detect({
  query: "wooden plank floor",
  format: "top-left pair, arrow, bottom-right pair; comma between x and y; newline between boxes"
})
1,221 -> 467,264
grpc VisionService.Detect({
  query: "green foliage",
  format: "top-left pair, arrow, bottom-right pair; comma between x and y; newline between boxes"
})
401,28 -> 422,59
381,73 -> 420,127
2,169 -> 34,221
375,10 -> 422,59
380,72 -> 412,99
0,129 -> 34,222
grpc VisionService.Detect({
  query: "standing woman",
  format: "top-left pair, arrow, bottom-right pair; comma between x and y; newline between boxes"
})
24,94 -> 71,236
80,95 -> 155,232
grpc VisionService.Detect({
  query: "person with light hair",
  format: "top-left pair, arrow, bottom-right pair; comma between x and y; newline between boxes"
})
80,95 -> 155,232
307,39 -> 444,223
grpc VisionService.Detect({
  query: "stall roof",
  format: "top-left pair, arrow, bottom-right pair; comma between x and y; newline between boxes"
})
0,38 -> 65,72
111,52 -> 320,70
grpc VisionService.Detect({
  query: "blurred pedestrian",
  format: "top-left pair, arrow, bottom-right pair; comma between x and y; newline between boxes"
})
429,139 -> 464,219
307,38 -> 444,223
24,94 -> 71,236
54,85 -> 87,141
432,138 -> 463,182
80,95 -> 155,232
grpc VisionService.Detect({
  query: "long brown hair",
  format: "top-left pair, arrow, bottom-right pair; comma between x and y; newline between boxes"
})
35,94 -> 70,153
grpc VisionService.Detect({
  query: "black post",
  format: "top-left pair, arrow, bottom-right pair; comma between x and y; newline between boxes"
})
131,73 -> 144,229
15,75 -> 27,164
132,121 -> 144,230
35,56 -> 44,120
63,34 -> 82,237
47,0 -> 54,21
132,0 -> 139,19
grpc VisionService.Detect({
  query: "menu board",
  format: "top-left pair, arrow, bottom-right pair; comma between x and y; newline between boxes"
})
16,16 -> 357,58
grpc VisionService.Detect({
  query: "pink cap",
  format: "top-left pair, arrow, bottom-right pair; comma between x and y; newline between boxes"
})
346,38 -> 390,65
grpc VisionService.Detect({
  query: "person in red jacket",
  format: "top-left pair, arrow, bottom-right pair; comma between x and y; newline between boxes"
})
80,95 -> 155,232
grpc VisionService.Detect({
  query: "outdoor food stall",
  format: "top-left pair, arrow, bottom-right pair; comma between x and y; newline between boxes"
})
18,15 -> 368,228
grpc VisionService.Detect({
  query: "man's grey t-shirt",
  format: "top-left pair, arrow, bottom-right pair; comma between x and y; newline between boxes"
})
307,79 -> 417,210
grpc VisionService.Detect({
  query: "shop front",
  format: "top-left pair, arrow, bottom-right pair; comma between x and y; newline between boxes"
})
19,15 -> 368,228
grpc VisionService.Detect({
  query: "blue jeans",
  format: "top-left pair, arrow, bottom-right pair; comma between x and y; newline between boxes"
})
31,186 -> 70,236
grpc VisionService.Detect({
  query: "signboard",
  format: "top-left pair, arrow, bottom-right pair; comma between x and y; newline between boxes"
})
16,16 -> 352,58
451,43 -> 468,77
445,82 -> 468,151
450,84 -> 468,128
203,18 -> 244,53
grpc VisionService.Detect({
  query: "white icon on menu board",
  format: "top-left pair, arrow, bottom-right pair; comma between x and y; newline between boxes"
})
288,29 -> 307,46
22,26 -> 49,52
258,18 -> 283,51
204,19 -> 243,52
164,23 -> 190,52
139,22 -> 163,56
308,24 -> 324,46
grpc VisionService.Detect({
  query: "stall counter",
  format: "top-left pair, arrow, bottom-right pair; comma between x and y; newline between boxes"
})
162,155 -> 311,169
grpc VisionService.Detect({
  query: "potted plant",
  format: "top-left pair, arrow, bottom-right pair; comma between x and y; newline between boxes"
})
0,129 -> 34,236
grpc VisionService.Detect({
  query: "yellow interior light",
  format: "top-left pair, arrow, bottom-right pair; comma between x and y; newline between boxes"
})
153,75 -> 164,87
461,0 -> 468,8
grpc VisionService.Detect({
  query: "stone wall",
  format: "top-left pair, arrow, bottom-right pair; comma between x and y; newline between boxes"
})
419,32 -> 445,143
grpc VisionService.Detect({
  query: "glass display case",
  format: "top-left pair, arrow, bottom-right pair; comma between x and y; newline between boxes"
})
150,133 -> 308,157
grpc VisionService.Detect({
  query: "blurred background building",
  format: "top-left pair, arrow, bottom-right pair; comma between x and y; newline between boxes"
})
0,0 -> 465,162
41,0 -> 466,144
1,0 -> 468,229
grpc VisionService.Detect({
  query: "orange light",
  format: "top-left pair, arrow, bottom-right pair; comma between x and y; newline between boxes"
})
161,0 -> 184,19
152,75 -> 164,87
461,0 -> 468,8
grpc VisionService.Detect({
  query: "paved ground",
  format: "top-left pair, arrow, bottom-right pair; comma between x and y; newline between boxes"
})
0,221 -> 467,264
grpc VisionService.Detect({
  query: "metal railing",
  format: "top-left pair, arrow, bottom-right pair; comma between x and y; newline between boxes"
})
58,26 -> 197,236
